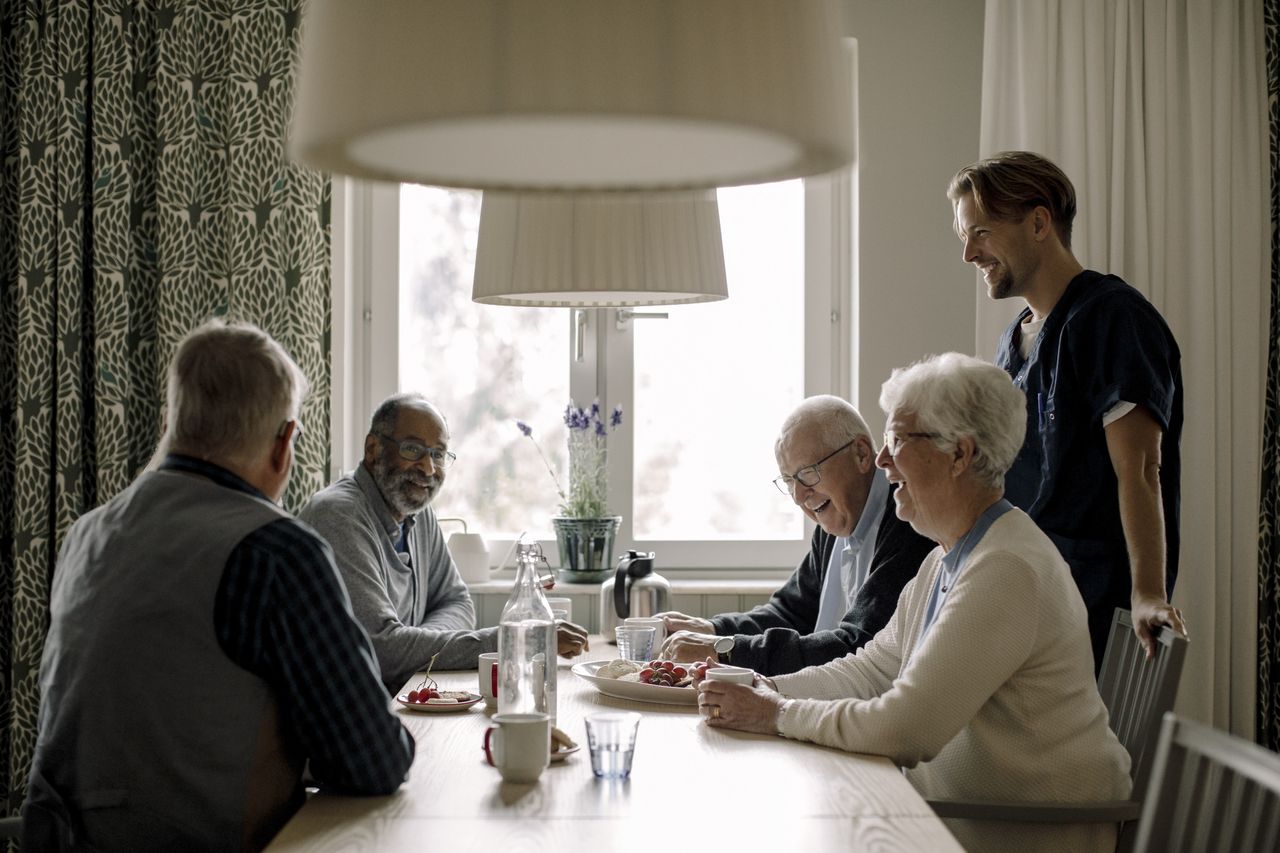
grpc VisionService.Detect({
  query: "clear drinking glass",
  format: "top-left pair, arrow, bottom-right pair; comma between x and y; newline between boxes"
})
614,625 -> 656,662
585,712 -> 642,779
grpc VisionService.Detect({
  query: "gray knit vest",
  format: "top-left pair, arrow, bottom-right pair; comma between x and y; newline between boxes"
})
28,470 -> 303,852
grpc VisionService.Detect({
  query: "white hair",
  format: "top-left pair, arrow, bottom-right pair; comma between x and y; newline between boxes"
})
878,352 -> 1025,490
776,395 -> 873,456
165,320 -> 308,466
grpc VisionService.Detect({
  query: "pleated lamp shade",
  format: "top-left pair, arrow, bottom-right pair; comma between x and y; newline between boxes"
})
290,0 -> 852,192
472,192 -> 728,307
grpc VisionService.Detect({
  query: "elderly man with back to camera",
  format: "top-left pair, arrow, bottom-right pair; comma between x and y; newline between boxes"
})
25,322 -> 414,852
696,353 -> 1130,853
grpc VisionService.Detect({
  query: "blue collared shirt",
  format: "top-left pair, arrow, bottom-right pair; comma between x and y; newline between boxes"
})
916,498 -> 1014,648
814,468 -> 890,632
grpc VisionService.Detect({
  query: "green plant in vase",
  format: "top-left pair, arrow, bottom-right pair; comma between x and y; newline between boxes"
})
517,401 -> 623,581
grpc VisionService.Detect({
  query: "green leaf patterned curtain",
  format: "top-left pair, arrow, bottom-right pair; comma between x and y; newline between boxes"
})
0,0 -> 330,823
1260,0 -> 1280,752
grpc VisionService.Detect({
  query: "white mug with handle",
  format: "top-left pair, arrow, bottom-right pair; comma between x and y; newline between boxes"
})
483,712 -> 551,783
705,665 -> 755,685
478,652 -> 499,709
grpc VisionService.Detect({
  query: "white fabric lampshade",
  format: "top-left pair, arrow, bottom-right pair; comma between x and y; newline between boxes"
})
290,0 -> 852,192
472,192 -> 728,307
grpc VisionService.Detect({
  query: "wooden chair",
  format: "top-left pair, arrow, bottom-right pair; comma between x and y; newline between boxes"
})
929,608 -> 1188,844
1097,608 -> 1190,799
1133,713 -> 1280,852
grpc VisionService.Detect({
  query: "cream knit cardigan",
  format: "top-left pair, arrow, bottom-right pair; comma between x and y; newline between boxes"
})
773,509 -> 1131,853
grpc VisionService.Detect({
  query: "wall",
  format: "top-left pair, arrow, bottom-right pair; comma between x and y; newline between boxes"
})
844,0 -> 986,431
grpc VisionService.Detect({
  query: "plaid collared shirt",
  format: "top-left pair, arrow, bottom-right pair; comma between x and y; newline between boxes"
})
162,455 -> 415,794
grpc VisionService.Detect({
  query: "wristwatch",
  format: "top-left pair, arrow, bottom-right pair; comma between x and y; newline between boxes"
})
712,635 -> 735,661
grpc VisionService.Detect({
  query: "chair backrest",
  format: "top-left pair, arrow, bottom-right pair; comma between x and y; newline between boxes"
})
1133,713 -> 1280,853
1096,608 -> 1189,796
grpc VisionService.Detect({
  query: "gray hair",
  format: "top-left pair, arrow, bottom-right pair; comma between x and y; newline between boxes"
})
165,320 -> 308,465
878,353 -> 1025,490
369,392 -> 446,437
776,395 -> 873,456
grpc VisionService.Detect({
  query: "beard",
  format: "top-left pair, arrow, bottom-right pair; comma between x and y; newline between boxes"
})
985,263 -> 1016,300
371,454 -> 441,518
983,247 -> 1037,301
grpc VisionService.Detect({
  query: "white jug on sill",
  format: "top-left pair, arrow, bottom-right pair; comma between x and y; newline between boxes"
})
440,518 -> 490,584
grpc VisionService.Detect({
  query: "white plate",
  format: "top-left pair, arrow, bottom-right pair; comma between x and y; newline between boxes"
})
396,691 -> 482,713
550,742 -> 581,763
571,660 -> 698,706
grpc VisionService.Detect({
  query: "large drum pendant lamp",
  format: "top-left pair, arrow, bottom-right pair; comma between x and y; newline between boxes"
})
290,0 -> 853,192
472,191 -> 728,307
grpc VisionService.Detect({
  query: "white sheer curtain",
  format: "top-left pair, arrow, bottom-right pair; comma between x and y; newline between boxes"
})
975,0 -> 1269,737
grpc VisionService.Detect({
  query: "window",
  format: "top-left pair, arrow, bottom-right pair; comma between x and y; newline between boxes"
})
332,175 -> 851,571
397,186 -> 569,535
629,182 -> 804,541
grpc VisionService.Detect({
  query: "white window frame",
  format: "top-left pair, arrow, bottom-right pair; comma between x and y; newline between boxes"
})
330,173 -> 852,573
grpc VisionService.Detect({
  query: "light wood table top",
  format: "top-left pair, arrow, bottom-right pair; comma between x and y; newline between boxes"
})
267,638 -> 961,852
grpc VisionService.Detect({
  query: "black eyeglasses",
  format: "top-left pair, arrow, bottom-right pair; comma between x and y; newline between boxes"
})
772,438 -> 856,496
278,419 -> 304,444
376,432 -> 456,469
881,430 -> 942,457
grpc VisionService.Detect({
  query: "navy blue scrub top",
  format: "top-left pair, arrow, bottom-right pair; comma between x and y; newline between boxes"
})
995,270 -> 1183,625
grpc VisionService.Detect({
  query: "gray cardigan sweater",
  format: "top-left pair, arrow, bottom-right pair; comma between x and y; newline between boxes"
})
300,465 -> 495,688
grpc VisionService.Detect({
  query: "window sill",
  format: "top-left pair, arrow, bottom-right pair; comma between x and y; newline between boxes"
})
467,577 -> 781,632
466,578 -> 781,596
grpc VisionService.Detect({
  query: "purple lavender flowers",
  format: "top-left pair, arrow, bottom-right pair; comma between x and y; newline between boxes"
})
519,400 -> 624,518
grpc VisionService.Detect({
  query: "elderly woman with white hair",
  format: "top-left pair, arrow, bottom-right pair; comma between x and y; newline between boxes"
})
697,353 -> 1131,853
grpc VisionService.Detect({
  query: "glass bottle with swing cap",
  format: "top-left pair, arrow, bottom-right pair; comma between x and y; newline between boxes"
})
497,538 -> 558,723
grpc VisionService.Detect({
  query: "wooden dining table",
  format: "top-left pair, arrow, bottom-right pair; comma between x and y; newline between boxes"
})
266,638 -> 962,852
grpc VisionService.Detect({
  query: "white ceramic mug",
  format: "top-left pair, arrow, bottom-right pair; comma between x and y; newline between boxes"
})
705,665 -> 755,685
478,652 -> 499,708
483,712 -> 551,783
449,532 -> 491,583
623,616 -> 665,650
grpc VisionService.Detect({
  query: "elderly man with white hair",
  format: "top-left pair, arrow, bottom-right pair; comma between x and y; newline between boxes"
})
697,353 -> 1130,853
657,395 -> 933,676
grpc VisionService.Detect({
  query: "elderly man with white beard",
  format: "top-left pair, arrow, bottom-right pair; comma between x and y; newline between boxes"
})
301,393 -> 588,690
